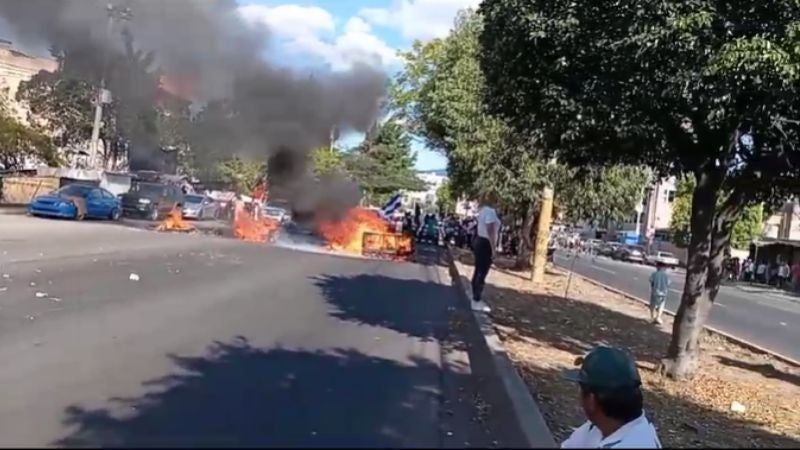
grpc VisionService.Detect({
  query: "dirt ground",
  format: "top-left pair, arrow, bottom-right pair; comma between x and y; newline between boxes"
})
451,248 -> 800,448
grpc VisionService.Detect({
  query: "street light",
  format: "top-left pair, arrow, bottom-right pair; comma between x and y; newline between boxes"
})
88,3 -> 133,170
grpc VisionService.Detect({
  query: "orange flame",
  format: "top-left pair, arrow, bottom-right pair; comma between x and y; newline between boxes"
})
318,207 -> 413,259
156,206 -> 195,232
233,201 -> 280,243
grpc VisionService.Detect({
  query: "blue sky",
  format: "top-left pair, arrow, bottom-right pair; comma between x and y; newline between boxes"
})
236,0 -> 480,171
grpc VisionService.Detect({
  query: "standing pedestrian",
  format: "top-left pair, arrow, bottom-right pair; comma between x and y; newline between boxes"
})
649,263 -> 670,325
778,261 -> 791,289
743,258 -> 753,282
471,193 -> 501,313
756,260 -> 767,284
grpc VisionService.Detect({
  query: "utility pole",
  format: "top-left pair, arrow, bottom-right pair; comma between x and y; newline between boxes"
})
531,156 -> 558,284
88,3 -> 132,170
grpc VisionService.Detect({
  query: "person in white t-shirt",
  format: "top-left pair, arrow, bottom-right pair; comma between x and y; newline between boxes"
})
561,346 -> 661,448
471,193 -> 500,313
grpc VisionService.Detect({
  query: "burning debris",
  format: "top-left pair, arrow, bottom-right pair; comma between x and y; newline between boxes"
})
317,208 -> 413,260
156,206 -> 195,232
232,200 -> 280,244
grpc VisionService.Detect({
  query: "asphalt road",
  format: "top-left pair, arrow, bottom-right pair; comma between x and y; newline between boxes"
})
554,251 -> 800,361
0,215 -> 519,447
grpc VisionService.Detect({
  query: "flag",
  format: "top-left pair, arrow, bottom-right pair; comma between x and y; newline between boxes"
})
380,193 -> 403,218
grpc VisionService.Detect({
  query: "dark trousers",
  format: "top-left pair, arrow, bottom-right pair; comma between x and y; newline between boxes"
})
471,237 -> 493,302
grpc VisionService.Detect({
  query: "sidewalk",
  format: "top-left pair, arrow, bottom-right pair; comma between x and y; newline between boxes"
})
450,247 -> 800,448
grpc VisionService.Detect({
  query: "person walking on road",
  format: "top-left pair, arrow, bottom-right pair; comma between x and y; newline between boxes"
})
471,193 -> 500,313
648,263 -> 670,324
562,346 -> 661,448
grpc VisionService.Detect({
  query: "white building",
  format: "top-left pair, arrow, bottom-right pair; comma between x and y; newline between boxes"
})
403,169 -> 446,212
0,39 -> 58,125
609,177 -> 677,241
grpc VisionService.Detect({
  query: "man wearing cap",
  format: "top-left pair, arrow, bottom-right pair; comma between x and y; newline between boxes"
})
562,346 -> 661,448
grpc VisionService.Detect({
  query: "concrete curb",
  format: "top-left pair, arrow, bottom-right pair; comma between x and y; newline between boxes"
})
0,205 -> 27,215
568,270 -> 800,368
444,246 -> 556,448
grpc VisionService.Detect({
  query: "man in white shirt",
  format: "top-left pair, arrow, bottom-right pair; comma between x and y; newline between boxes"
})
471,193 -> 500,313
561,346 -> 661,448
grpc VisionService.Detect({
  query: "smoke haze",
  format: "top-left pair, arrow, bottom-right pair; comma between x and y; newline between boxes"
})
0,0 -> 384,212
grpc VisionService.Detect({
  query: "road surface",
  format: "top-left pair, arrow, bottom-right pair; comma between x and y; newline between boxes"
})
554,252 -> 800,361
0,215 -> 519,447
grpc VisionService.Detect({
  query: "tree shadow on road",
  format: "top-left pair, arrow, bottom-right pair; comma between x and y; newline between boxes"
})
55,337 -> 442,448
312,274 -> 454,343
481,281 -> 800,447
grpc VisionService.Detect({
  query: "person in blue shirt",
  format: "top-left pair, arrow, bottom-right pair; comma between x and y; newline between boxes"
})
649,263 -> 671,324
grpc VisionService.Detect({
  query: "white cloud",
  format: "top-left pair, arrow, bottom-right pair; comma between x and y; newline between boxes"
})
237,4 -> 398,71
359,0 -> 481,41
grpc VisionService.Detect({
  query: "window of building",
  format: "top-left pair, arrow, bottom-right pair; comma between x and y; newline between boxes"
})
667,190 -> 676,203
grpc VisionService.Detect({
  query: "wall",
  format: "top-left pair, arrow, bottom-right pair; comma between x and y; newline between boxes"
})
1,176 -> 59,204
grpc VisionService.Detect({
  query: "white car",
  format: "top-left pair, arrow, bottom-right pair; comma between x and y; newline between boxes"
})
650,251 -> 680,267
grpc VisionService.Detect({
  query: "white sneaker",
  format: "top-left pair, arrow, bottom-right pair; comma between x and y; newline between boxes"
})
471,300 -> 491,313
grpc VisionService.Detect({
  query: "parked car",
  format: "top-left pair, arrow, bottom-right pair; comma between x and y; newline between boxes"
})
263,206 -> 290,224
121,182 -> 184,221
620,245 -> 646,263
182,194 -> 219,220
648,251 -> 680,267
29,184 -> 121,221
605,243 -> 624,258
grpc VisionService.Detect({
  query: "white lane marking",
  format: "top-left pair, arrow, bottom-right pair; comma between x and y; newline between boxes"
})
590,265 -> 617,275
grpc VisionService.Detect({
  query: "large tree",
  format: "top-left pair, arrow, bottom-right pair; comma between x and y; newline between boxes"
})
395,9 -> 650,267
670,176 -> 764,249
344,119 -> 425,205
480,0 -> 800,378
0,93 -> 59,170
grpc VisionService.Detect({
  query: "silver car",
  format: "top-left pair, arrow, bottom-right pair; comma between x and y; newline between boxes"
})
182,194 -> 219,220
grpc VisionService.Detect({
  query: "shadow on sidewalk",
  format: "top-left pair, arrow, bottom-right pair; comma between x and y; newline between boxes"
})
55,338 -> 441,447
716,355 -> 800,388
481,280 -> 800,447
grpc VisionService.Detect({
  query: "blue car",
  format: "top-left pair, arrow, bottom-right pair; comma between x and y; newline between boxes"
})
29,184 -> 122,221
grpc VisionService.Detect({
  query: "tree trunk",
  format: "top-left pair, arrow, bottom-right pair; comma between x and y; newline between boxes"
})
660,168 -> 721,379
515,202 -> 535,270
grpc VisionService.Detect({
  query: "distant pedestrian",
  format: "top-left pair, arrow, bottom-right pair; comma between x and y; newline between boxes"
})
648,263 -> 670,325
756,261 -> 768,284
471,193 -> 500,313
778,261 -> 791,289
743,258 -> 754,282
562,346 -> 661,448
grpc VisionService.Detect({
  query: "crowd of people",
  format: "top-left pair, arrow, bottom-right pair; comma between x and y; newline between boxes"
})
727,257 -> 800,291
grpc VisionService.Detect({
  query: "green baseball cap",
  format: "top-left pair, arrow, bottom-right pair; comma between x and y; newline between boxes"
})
562,346 -> 641,390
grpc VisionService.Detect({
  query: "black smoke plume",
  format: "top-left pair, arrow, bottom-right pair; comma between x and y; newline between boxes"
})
0,0 -> 384,212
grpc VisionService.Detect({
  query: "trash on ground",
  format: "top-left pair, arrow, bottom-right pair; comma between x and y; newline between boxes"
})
129,273 -> 140,281
34,292 -> 48,298
730,401 -> 747,413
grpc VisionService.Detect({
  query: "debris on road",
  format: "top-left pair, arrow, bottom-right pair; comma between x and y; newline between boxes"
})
34,292 -> 48,298
156,206 -> 195,233
2,274 -> 9,279
129,273 -> 140,281
29,282 -> 36,287
0,287 -> 7,292
49,297 -> 62,303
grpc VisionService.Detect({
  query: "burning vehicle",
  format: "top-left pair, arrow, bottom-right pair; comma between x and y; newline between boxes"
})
317,207 -> 414,260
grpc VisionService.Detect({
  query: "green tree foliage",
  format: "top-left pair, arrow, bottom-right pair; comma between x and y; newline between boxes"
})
436,179 -> 456,215
480,0 -> 800,378
310,146 -> 345,178
0,94 -> 58,170
344,119 -> 424,205
559,165 -> 652,226
671,176 -> 764,249
214,157 -> 266,194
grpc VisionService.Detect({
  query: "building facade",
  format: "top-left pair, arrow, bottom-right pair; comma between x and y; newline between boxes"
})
0,39 -> 57,124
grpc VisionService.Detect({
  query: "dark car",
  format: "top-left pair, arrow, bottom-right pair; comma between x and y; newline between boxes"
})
121,182 -> 184,221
